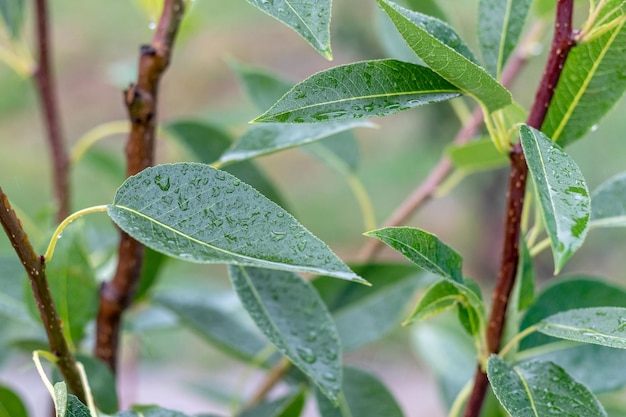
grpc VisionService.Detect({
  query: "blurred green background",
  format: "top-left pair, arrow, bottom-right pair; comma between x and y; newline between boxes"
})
1,0 -> 625,416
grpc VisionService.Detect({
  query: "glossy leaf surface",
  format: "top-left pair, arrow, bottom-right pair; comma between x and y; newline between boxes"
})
376,0 -> 511,112
520,125 -> 590,273
488,356 -> 607,417
0,385 -> 28,417
229,266 -> 342,402
253,59 -> 461,123
155,292 -> 270,362
478,0 -> 532,77
591,172 -> 626,227
447,138 -> 508,172
543,2 -> 626,147
245,0 -> 332,59
537,307 -> 626,349
316,367 -> 404,417
237,389 -> 305,417
108,163 -> 363,282
220,122 -> 370,165
365,226 -> 463,283
0,0 -> 25,38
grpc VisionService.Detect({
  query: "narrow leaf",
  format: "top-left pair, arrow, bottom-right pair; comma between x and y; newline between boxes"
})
516,238 -> 535,311
376,0 -> 512,112
252,59 -> 461,123
117,406 -> 193,417
0,256 -> 31,323
488,356 -> 607,417
134,247 -> 167,302
315,367 -> 404,417
304,132 -> 360,173
542,1 -> 626,146
66,395 -> 91,417
245,0 -> 333,59
478,0 -> 532,77
447,138 -> 508,172
231,61 -> 293,111
220,122 -> 371,165
0,385 -> 28,417
237,389 -> 306,417
154,292 -> 271,363
0,0 -> 25,39
537,307 -> 626,349
76,354 -> 118,414
519,125 -> 590,273
229,266 -> 342,402
108,163 -> 364,282
591,172 -> 626,227
364,226 -> 463,283
403,0 -> 447,21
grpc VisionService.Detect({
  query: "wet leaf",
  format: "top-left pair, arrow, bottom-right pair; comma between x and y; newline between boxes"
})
229,266 -> 342,402
0,385 -> 28,417
315,367 -> 404,417
0,0 -> 25,39
237,389 -> 305,417
402,0 -> 447,20
376,0 -> 511,112
220,122 -> 370,165
537,307 -> 626,349
108,163 -> 364,282
117,406 -> 193,417
590,172 -> 626,228
252,59 -> 461,123
543,1 -> 626,147
245,0 -> 333,59
364,226 -> 463,283
478,0 -> 532,77
488,356 -> 607,417
519,125 -> 590,274
154,292 -> 270,363
77,354 -> 118,414
447,138 -> 508,172
134,248 -> 167,302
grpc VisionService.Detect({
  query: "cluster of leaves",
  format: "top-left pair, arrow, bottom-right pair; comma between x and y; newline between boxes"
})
1,0 -> 626,416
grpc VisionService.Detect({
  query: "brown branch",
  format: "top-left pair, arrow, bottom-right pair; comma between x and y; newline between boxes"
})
33,0 -> 70,223
94,0 -> 185,372
0,187 -> 86,402
464,2 -> 576,416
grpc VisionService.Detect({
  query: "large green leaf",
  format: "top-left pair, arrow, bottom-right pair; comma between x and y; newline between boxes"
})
108,163 -> 364,282
478,0 -> 532,78
402,0 -> 447,20
237,389 -> 305,417
376,0 -> 511,112
446,138 -> 508,172
364,227 -> 463,283
0,385 -> 28,417
315,367 -> 404,417
252,59 -> 461,123
245,0 -> 333,59
488,356 -> 607,417
165,120 -> 287,208
231,61 -> 293,111
591,172 -> 626,228
537,307 -> 626,349
542,1 -> 626,147
133,247 -> 167,302
154,292 -> 270,363
0,0 -> 25,39
314,264 -> 431,351
520,276 -> 626,349
219,122 -> 370,165
519,125 -> 590,273
229,266 -> 342,402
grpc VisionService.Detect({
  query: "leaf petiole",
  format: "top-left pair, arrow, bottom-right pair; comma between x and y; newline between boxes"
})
498,325 -> 538,358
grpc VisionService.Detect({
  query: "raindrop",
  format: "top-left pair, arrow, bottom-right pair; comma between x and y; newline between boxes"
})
323,372 -> 337,382
590,124 -> 599,132
148,19 -> 157,30
296,346 -> 317,364
271,231 -> 286,241
297,241 -> 308,252
155,175 -> 171,191
179,253 -> 193,260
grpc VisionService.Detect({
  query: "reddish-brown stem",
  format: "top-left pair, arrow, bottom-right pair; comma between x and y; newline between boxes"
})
94,0 -> 185,372
0,187 -> 86,401
464,1 -> 576,416
33,0 -> 70,223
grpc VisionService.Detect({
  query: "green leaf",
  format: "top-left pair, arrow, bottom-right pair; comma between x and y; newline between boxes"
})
77,354 -> 118,414
515,238 -> 535,311
229,266 -> 342,402
220,122 -> 371,165
446,138 -> 508,172
237,389 -> 305,417
304,132 -> 360,173
0,385 -> 28,417
591,172 -> 626,228
521,276 -> 626,349
314,264 -> 432,351
66,395 -> 91,417
478,0 -> 532,78
537,307 -> 626,349
108,163 -> 364,283
252,59 -> 461,123
0,0 -> 25,39
54,382 -> 68,417
154,292 -> 271,363
519,125 -> 590,273
542,1 -> 626,146
245,0 -> 333,59
0,256 -> 32,323
315,367 -> 404,417
134,248 -> 167,302
364,226 -> 463,283
166,121 -> 287,208
117,406 -> 193,417
376,0 -> 512,112
402,0 -> 447,20
488,356 -> 607,417
231,61 -> 294,111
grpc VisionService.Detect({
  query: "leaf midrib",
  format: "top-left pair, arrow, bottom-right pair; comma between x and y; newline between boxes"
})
512,366 -> 540,417
376,233 -> 453,279
541,321 -> 625,342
